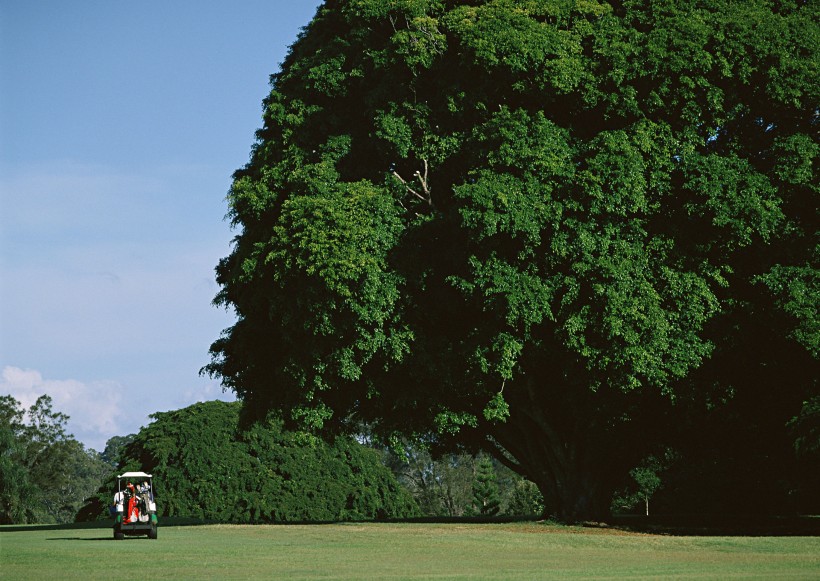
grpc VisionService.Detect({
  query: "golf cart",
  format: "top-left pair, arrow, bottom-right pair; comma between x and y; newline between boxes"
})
112,471 -> 158,540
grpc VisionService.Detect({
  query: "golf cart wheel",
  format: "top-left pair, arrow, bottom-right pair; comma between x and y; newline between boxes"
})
114,530 -> 124,541
148,524 -> 158,539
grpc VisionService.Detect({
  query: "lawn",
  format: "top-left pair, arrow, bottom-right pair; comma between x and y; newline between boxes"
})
2,521 -> 819,580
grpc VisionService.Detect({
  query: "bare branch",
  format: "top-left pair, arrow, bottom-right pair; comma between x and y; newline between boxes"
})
392,171 -> 426,202
393,160 -> 433,210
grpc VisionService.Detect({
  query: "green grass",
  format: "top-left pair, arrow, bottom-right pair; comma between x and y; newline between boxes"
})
2,521 -> 819,580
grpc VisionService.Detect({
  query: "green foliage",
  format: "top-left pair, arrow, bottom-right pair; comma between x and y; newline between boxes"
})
789,397 -> 820,460
469,455 -> 501,516
99,433 -> 136,468
384,446 -> 476,516
506,479 -> 545,517
377,439 -> 542,517
0,399 -> 39,524
787,396 -> 820,512
757,263 -> 820,358
611,452 -> 674,516
0,395 -> 109,524
208,0 -> 818,522
82,401 -> 417,523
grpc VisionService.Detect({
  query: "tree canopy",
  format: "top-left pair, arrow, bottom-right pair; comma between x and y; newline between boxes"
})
207,0 -> 818,522
1,395 -> 109,524
80,401 -> 417,523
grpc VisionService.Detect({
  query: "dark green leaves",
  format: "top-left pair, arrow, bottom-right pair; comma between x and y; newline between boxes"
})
209,0 -> 818,520
100,401 -> 418,522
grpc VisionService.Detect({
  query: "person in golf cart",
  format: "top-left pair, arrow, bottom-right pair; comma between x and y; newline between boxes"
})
112,474 -> 155,521
123,481 -> 138,523
112,471 -> 158,539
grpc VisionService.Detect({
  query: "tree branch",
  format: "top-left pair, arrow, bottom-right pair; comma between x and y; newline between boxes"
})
484,435 -> 524,475
393,160 -> 433,210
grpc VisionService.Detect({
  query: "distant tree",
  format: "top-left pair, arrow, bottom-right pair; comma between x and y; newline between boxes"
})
0,394 -> 109,524
787,397 -> 820,512
100,434 -> 136,468
377,435 -> 474,517
612,452 -> 674,516
0,396 -> 39,523
206,0 -> 818,522
632,467 -> 662,517
382,441 -> 542,517
470,455 -> 500,517
505,479 -> 545,517
790,397 -> 820,460
80,401 -> 417,523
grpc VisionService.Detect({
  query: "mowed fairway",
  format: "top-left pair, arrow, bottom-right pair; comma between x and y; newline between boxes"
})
2,521 -> 819,580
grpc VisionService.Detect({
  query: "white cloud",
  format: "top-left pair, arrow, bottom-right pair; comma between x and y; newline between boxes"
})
1,365 -> 126,452
1,365 -> 238,453
178,379 -> 235,407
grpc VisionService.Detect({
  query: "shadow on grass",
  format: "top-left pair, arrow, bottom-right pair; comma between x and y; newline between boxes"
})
1,521 -> 111,533
610,514 -> 820,536
46,537 -> 113,541
1,516 -> 207,533
4,514 -> 818,537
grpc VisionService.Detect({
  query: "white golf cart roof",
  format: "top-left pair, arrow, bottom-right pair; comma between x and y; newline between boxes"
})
118,472 -> 152,478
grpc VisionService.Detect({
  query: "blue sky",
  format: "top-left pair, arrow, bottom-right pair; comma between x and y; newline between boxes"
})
1,0 -> 323,451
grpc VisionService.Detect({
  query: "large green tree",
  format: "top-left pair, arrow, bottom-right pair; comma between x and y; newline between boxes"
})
207,0 -> 818,521
80,401 -> 417,523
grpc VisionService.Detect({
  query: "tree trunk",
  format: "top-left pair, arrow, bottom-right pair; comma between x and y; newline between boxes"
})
485,375 -> 653,524
490,417 -> 615,522
533,461 -> 613,523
